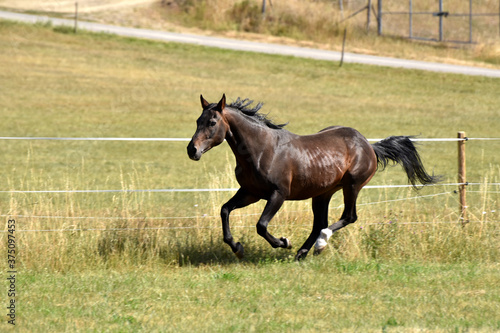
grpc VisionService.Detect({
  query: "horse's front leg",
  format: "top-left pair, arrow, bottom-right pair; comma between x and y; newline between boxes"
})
221,188 -> 259,259
256,191 -> 292,250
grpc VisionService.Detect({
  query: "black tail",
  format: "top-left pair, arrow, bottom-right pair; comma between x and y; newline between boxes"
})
372,136 -> 439,188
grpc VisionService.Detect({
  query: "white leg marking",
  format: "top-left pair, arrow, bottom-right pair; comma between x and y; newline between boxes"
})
314,228 -> 333,251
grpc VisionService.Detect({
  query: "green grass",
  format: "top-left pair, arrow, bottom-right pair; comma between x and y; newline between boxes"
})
15,261 -> 500,332
0,20 -> 499,331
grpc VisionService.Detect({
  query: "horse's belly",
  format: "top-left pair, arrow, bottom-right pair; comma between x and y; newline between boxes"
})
288,162 -> 344,200
235,166 -> 277,200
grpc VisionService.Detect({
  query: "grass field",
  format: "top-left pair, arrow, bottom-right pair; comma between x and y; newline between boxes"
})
0,20 -> 499,331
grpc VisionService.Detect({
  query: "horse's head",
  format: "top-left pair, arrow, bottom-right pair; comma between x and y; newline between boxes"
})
187,94 -> 230,161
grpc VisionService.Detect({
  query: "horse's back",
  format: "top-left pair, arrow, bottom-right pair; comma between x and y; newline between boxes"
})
281,126 -> 376,199
317,126 -> 366,140
298,126 -> 373,151
314,126 -> 377,170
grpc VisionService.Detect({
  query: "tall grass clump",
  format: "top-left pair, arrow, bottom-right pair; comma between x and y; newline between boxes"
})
3,162 -> 498,272
161,0 -> 352,41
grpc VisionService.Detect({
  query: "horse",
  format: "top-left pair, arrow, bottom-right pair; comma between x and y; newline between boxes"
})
187,94 -> 438,260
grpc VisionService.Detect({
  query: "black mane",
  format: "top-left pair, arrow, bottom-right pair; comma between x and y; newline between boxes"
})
228,97 -> 287,129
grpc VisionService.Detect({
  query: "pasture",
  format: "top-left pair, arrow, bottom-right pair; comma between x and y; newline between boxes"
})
0,20 -> 499,331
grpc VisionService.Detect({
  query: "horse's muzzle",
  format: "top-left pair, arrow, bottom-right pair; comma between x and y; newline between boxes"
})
187,140 -> 201,161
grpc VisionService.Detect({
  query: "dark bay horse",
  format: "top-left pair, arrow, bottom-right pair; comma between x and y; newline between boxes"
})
187,94 -> 437,260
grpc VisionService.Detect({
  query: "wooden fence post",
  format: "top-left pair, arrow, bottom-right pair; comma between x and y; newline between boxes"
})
74,2 -> 78,33
458,131 -> 468,224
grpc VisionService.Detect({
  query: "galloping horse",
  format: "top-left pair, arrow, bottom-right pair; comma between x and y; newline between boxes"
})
187,94 -> 437,260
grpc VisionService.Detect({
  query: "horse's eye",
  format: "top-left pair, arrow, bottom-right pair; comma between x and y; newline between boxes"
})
209,120 -> 217,127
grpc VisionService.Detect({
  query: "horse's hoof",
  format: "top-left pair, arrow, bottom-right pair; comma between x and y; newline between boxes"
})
234,242 -> 244,259
313,241 -> 327,255
314,228 -> 332,255
313,247 -> 324,256
280,237 -> 292,249
295,249 -> 309,261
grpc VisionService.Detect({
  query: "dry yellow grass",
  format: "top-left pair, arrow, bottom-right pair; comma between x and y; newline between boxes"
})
0,0 -> 156,13
0,19 -> 498,333
0,19 -> 498,270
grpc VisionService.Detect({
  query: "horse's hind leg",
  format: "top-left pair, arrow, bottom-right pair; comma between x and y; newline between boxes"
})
314,181 -> 361,255
295,193 -> 333,261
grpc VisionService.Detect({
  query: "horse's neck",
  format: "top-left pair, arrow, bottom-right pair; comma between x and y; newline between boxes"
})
224,109 -> 276,164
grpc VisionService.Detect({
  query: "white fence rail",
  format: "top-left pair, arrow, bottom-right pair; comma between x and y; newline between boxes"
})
1,136 -> 499,142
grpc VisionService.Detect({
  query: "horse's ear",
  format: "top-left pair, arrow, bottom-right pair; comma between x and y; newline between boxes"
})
200,95 -> 210,109
215,94 -> 226,113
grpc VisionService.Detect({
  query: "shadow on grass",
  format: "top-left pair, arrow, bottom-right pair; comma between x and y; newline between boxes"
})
173,239 -> 296,266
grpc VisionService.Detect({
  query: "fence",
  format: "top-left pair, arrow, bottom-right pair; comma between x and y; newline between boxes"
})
0,132 -> 500,232
319,1 -> 500,43
1,132 -> 499,232
377,0 -> 500,43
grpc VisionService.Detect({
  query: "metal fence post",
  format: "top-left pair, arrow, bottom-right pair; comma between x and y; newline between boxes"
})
409,0 -> 413,38
367,0 -> 372,31
469,0 -> 473,43
438,0 -> 443,41
377,0 -> 382,35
